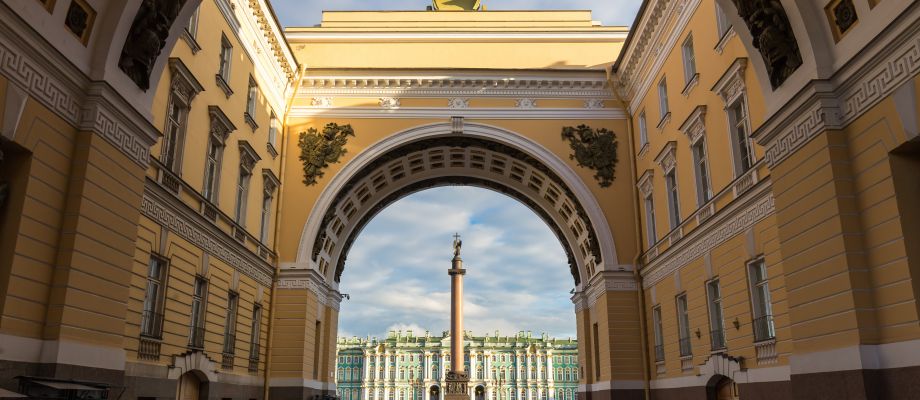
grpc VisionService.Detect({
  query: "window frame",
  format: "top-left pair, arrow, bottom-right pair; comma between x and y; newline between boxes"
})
691,137 -> 713,205
140,254 -> 169,338
676,293 -> 692,357
747,258 -> 776,342
665,170 -> 681,230
644,193 -> 657,248
657,77 -> 670,122
638,111 -> 649,149
652,305 -> 664,362
706,278 -> 726,350
727,95 -> 755,177
681,35 -> 698,85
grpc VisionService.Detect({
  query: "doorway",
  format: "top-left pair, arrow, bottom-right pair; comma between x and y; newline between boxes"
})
474,385 -> 485,400
709,376 -> 739,400
177,372 -> 202,400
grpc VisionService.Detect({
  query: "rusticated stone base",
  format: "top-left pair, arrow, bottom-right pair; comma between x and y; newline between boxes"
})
269,385 -> 334,400
790,365 -> 920,400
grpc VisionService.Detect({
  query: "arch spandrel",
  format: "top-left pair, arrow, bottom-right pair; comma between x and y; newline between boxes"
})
289,122 -> 630,289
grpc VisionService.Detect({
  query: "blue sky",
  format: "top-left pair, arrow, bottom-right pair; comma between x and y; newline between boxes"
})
338,187 -> 579,340
271,0 -> 640,27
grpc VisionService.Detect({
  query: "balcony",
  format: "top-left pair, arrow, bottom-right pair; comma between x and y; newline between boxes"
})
249,342 -> 261,373
188,325 -> 206,350
678,336 -> 692,357
139,310 -> 164,339
653,344 -> 665,362
710,329 -> 726,351
752,315 -> 775,342
138,337 -> 162,361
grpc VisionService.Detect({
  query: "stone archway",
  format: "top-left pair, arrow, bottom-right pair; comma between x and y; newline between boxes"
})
293,122 -> 622,288
272,122 -> 642,400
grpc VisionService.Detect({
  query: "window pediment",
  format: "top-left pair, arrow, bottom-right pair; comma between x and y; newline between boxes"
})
654,141 -> 677,173
238,140 -> 261,171
208,105 -> 237,141
638,169 -> 655,197
711,58 -> 748,105
262,168 -> 281,193
678,105 -> 707,144
167,58 -> 204,101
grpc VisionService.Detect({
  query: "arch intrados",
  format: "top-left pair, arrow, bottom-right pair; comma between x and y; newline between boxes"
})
295,122 -> 619,288
333,176 -> 580,286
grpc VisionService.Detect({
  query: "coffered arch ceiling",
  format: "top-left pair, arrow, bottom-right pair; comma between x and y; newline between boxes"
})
295,123 -> 621,288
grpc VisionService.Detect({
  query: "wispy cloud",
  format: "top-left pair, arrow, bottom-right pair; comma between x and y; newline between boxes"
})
338,187 -> 577,340
270,0 -> 640,27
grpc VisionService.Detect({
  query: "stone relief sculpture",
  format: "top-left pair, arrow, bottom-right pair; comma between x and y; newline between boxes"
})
118,0 -> 188,91
298,123 -> 355,186
729,0 -> 803,89
561,125 -> 619,188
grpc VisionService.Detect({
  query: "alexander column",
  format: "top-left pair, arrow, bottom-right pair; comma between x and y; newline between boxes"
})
445,233 -> 470,400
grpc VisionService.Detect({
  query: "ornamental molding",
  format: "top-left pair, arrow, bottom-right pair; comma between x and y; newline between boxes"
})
515,98 -> 537,109
311,97 -> 333,107
583,99 -> 606,109
637,169 -> 655,197
641,182 -> 775,288
758,6 -> 920,167
289,107 -> 626,120
678,105 -> 707,144
654,141 -> 677,173
448,98 -> 470,109
285,31 -> 628,43
712,58 -> 748,105
277,269 -> 341,309
141,183 -> 274,286
297,75 -> 613,99
618,0 -> 701,114
0,10 -> 158,167
379,97 -> 401,109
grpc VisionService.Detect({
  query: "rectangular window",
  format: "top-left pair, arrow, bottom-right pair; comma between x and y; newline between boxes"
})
202,136 -> 223,202
682,35 -> 697,84
692,139 -> 712,205
652,306 -> 665,361
676,294 -> 692,357
186,6 -> 199,38
658,77 -> 669,121
223,291 -> 239,355
748,259 -> 775,341
260,189 -> 273,242
716,3 -> 732,39
246,78 -> 257,117
638,111 -> 648,148
141,256 -> 168,338
189,277 -> 208,349
728,97 -> 754,176
665,171 -> 681,229
161,94 -> 189,172
313,320 -> 322,380
707,279 -> 726,350
218,36 -> 232,83
269,112 -> 278,149
645,194 -> 657,248
235,166 -> 252,225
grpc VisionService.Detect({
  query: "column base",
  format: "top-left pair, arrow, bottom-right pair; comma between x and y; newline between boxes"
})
444,371 -> 470,400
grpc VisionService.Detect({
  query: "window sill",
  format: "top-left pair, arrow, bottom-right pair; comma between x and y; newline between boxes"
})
714,26 -> 737,55
681,73 -> 699,97
267,142 -> 279,158
181,30 -> 201,54
656,112 -> 671,130
244,112 -> 259,131
215,74 -> 233,98
637,142 -> 649,159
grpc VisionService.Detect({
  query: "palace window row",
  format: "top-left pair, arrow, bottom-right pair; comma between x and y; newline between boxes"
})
138,255 -> 264,367
651,257 -> 775,363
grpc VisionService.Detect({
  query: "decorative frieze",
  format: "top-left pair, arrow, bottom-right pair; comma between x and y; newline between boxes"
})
379,97 -> 400,108
641,187 -> 775,288
448,98 -> 470,109
515,98 -> 537,109
141,188 -> 273,286
298,76 -> 611,99
638,170 -> 655,197
311,97 -> 333,107
583,99 -> 605,109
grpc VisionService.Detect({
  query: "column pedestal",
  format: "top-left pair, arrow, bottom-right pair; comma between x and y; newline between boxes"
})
444,371 -> 470,400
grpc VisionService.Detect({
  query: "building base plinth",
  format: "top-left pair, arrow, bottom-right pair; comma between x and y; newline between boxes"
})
444,371 -> 470,400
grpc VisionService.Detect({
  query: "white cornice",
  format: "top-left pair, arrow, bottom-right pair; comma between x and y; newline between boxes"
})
288,107 -> 626,120
296,75 -> 614,99
285,31 -> 628,43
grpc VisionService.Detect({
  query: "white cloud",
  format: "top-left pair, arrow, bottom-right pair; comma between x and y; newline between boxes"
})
338,186 -> 577,340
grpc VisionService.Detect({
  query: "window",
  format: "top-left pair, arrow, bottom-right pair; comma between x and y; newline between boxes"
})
247,78 -> 257,116
715,3 -> 732,39
748,259 -> 775,341
260,172 -> 279,242
692,139 -> 712,205
707,279 -> 726,350
141,255 -> 168,338
223,291 -> 239,355
644,193 -> 657,248
235,166 -> 252,225
186,6 -> 199,38
681,36 -> 697,85
218,36 -> 232,83
665,171 -> 681,229
189,277 -> 208,349
250,303 -> 262,362
652,306 -> 664,362
676,294 -> 691,357
203,136 -> 224,202
728,97 -> 754,176
161,94 -> 189,172
657,77 -> 669,121
592,323 -> 600,378
638,111 -> 648,148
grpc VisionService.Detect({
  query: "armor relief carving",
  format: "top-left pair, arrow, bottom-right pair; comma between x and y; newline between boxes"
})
728,0 -> 803,88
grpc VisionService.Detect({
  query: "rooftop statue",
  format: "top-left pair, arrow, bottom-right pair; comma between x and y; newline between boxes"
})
432,0 -> 482,11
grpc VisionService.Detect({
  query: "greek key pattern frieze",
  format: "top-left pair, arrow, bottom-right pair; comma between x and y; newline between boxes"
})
141,195 -> 273,286
86,103 -> 152,166
763,102 -> 835,168
642,193 -> 775,288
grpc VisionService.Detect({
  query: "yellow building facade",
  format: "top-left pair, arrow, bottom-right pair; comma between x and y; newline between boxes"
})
0,0 -> 919,400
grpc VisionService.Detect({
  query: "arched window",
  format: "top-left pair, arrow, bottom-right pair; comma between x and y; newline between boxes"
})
338,368 -> 344,379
